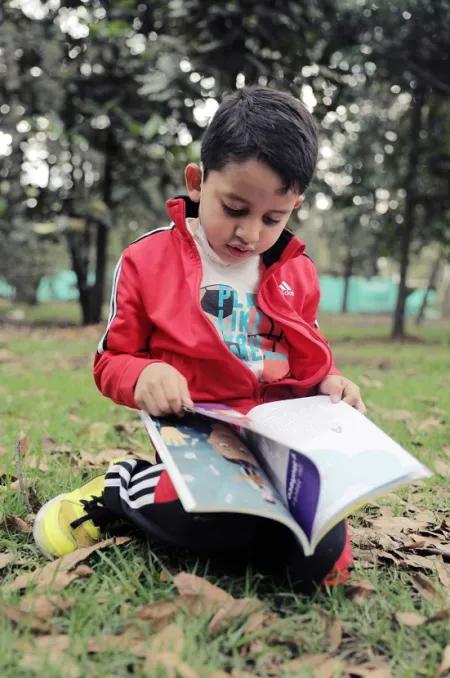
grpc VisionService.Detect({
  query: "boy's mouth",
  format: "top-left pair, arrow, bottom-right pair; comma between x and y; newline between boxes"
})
226,244 -> 255,259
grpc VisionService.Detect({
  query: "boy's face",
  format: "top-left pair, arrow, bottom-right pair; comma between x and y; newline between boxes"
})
185,159 -> 304,264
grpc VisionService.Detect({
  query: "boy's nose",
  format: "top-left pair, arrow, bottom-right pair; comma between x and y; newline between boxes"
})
235,219 -> 261,245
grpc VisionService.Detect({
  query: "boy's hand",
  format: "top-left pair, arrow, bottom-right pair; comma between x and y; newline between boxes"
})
318,375 -> 366,415
134,363 -> 194,416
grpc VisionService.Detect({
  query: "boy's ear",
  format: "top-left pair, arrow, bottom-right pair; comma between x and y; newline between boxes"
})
294,195 -> 305,209
185,163 -> 202,203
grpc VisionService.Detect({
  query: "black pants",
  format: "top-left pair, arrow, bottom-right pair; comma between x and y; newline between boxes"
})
102,459 -> 347,592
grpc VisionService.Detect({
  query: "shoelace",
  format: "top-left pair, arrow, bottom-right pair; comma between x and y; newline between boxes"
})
70,494 -> 112,530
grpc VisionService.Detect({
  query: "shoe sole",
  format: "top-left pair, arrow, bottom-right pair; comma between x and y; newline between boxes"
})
33,493 -> 69,559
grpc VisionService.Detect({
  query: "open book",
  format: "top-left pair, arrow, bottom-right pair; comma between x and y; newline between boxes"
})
139,396 -> 432,556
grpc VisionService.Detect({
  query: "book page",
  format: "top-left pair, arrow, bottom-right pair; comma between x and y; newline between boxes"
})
139,410 -> 311,553
249,396 -> 432,545
244,432 -> 320,543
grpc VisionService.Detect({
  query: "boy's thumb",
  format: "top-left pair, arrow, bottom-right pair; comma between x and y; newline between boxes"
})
328,383 -> 343,403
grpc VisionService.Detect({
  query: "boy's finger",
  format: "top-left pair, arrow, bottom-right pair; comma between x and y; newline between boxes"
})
356,399 -> 367,415
143,391 -> 161,417
150,383 -> 173,416
178,374 -> 194,408
343,392 -> 367,415
326,380 -> 343,403
162,379 -> 183,416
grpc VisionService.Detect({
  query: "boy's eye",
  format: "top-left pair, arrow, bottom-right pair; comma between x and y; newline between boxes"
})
221,202 -> 247,217
263,216 -> 281,226
221,202 -> 280,226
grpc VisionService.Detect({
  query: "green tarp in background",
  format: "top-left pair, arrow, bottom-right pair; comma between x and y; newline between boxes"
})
0,271 -> 435,316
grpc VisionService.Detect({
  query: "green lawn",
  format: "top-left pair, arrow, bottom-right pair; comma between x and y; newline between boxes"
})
1,312 -> 449,678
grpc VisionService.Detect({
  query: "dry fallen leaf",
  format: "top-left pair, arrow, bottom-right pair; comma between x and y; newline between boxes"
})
77,448 -> 132,468
359,376 -> 384,389
88,628 -> 147,656
368,516 -> 431,532
144,651 -> 198,678
438,645 -> 450,676
114,422 -> 142,435
208,598 -> 264,634
41,435 -> 57,453
136,592 -> 239,632
345,662 -> 392,677
243,608 -> 278,634
78,422 -> 110,446
436,561 -> 450,589
345,580 -> 376,604
20,650 -> 80,678
435,461 -> 450,479
7,537 -> 131,592
427,609 -> 450,623
176,594 -> 222,619
136,599 -> 178,630
398,553 -> 438,571
0,553 -> 14,569
18,594 -> 75,620
0,603 -> 52,633
68,414 -> 87,424
174,572 -> 230,604
395,611 -> 427,627
41,435 -> 72,455
160,568 -> 177,582
327,618 -> 343,653
8,571 -> 79,593
0,348 -> 18,364
411,572 -> 445,601
381,410 -> 414,421
150,623 -> 184,653
396,609 -> 450,627
0,515 -> 33,534
71,564 -> 93,577
17,634 -> 71,653
281,654 -> 337,675
18,432 -> 30,455
417,417 -> 443,433
316,658 -> 346,678
143,625 -> 197,678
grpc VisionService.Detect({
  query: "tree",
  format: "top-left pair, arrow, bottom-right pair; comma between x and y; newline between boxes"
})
0,0 -> 205,324
339,0 -> 450,337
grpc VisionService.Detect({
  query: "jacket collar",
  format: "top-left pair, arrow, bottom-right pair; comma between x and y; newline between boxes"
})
166,195 -> 305,267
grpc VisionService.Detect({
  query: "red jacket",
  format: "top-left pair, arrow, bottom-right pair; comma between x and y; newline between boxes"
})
94,196 -> 339,414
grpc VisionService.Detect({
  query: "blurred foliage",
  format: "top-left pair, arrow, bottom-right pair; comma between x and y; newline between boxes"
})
0,0 -> 449,333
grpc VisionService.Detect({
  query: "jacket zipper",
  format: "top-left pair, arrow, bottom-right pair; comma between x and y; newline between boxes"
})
180,200 -> 263,405
259,281 -> 332,388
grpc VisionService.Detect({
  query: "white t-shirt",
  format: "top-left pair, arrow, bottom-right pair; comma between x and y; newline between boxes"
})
188,219 -> 290,383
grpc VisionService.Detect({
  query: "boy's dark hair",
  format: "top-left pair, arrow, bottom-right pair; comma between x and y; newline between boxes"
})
201,86 -> 318,194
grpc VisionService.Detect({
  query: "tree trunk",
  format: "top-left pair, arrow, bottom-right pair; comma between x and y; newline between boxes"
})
441,263 -> 450,319
342,251 -> 354,314
391,87 -> 425,339
14,282 -> 39,306
67,234 -> 91,325
81,130 -> 114,326
415,251 -> 443,325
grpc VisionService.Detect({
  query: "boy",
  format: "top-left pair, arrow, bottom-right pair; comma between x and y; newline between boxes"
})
34,87 -> 364,590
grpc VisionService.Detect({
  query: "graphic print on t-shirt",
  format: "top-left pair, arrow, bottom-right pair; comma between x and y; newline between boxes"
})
200,284 -> 290,382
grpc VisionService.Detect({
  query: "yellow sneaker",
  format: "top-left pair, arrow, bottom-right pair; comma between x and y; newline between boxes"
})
33,475 -> 107,558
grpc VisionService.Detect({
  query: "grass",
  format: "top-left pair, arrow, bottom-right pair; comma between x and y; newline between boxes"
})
1,311 -> 449,677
